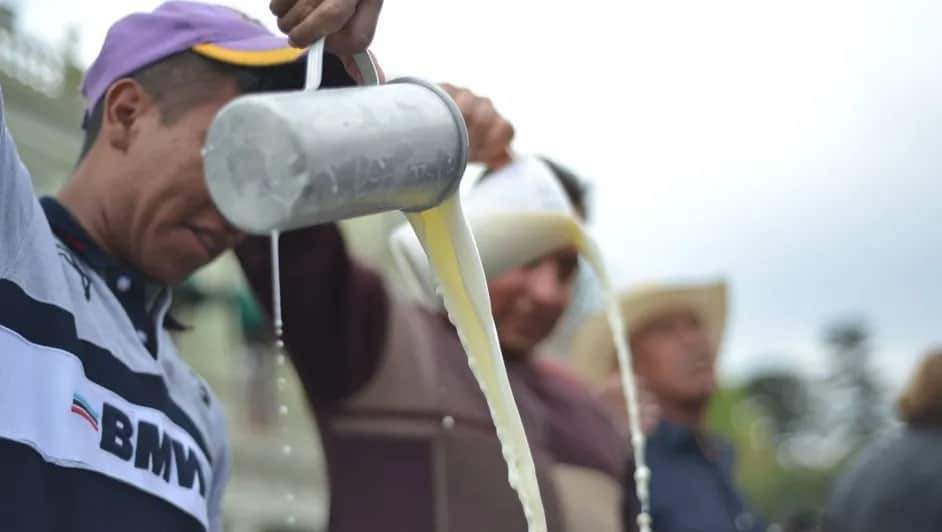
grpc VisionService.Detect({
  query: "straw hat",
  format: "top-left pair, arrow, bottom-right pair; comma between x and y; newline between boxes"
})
389,155 -> 580,308
569,280 -> 728,388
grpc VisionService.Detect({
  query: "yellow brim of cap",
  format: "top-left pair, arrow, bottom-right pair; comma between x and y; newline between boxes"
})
192,43 -> 305,67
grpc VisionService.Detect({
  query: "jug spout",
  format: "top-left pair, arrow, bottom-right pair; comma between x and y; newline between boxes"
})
203,77 -> 468,234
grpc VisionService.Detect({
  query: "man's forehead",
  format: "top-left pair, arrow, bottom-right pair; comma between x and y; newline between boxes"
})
505,245 -> 578,272
635,307 -> 703,334
543,245 -> 579,263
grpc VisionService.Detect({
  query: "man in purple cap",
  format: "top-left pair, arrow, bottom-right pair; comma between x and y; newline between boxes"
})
0,2 -> 379,531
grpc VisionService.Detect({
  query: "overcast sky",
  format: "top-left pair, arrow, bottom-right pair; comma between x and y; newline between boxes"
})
11,0 -> 942,393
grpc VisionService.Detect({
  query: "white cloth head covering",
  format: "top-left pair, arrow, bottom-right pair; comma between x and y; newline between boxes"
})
389,155 -> 580,307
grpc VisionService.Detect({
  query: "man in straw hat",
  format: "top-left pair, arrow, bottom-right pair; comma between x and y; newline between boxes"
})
571,280 -> 765,532
0,1 -> 380,530
237,86 -> 637,532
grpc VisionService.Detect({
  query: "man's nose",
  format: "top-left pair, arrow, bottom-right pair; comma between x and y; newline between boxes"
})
681,324 -> 710,351
526,263 -> 566,307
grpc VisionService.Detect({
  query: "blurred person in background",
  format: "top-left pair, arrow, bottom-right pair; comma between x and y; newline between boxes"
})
237,86 -> 638,532
572,281 -> 767,532
235,288 -> 278,428
0,1 -> 380,530
824,349 -> 942,532
171,281 -> 278,428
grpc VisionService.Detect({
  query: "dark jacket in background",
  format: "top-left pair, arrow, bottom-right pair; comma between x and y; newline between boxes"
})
825,427 -> 942,532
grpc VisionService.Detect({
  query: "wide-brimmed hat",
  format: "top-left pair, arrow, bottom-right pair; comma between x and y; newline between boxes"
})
570,280 -> 728,387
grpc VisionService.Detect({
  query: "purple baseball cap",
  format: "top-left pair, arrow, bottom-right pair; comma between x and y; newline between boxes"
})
81,1 -> 309,126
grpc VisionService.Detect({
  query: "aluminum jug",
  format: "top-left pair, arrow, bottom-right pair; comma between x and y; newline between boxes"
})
203,43 -> 469,234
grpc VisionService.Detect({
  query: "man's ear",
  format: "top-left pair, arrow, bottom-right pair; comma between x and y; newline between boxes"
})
101,78 -> 154,152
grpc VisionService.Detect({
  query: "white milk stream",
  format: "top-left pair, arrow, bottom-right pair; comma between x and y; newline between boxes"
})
469,208 -> 653,531
269,230 -> 298,527
405,194 -> 548,532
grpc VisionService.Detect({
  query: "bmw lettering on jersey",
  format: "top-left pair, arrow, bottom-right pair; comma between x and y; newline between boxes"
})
97,402 -> 207,497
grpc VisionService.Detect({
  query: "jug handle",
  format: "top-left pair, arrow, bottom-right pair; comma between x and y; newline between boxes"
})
305,38 -> 381,89
304,38 -> 326,90
352,50 -> 381,86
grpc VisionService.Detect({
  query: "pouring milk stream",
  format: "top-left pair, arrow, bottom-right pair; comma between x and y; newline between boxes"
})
476,210 -> 653,531
269,39 -> 327,527
203,43 -> 650,532
392,157 -> 653,532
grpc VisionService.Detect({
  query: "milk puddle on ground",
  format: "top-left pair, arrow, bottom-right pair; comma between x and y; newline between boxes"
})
269,195 -> 651,532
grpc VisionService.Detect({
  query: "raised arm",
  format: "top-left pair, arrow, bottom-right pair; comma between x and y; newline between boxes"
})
0,87 -> 41,278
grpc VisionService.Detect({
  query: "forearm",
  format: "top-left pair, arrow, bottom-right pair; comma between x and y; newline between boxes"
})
0,89 -> 39,278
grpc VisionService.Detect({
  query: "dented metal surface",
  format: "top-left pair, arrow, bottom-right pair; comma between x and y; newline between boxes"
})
203,77 -> 468,234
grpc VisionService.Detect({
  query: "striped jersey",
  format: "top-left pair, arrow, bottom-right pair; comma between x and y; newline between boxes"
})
0,86 -> 229,531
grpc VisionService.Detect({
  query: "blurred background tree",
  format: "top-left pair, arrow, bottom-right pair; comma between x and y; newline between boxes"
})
707,382 -> 836,527
746,369 -> 814,442
706,318 -> 891,529
823,319 -> 887,449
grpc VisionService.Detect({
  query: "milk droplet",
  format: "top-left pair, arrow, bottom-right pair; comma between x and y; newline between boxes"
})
634,466 -> 651,484
272,233 -> 302,527
637,512 -> 652,532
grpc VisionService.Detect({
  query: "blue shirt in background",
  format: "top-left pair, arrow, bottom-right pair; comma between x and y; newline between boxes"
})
625,420 -> 765,532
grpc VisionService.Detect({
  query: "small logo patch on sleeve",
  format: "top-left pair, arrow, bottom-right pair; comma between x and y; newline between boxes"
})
71,392 -> 100,431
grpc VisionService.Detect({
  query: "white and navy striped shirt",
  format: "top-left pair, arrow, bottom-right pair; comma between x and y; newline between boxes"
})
0,87 -> 229,531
